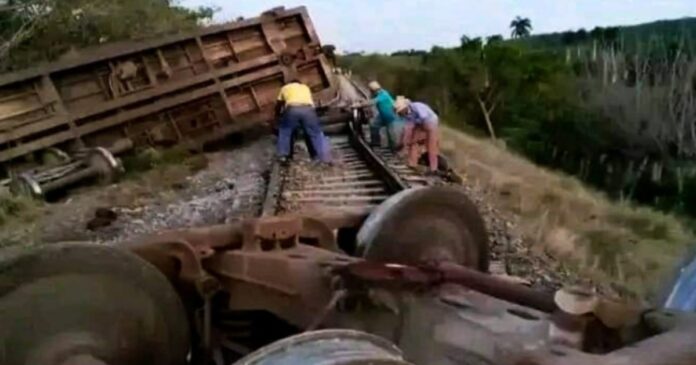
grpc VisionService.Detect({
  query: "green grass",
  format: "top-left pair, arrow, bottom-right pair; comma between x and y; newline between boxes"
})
0,194 -> 41,226
441,125 -> 694,300
121,146 -> 208,178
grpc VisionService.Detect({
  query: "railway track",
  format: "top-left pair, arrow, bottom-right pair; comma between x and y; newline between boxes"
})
280,135 -> 393,215
261,75 -> 447,224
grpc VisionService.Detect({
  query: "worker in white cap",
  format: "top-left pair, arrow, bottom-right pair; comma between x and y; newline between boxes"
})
394,96 -> 440,173
365,81 -> 400,150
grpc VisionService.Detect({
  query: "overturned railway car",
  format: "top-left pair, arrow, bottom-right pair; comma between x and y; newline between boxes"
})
0,6 -> 335,196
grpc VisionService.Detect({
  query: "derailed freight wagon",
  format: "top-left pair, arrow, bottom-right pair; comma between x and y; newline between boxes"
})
0,7 -> 335,197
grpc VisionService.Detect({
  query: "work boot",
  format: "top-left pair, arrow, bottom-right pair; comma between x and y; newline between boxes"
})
278,156 -> 290,166
310,160 -> 333,169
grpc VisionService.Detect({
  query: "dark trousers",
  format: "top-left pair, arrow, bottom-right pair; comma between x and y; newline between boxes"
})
277,106 -> 329,162
290,126 -> 317,159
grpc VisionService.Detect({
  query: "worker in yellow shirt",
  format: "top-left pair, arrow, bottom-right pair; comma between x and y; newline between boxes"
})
275,79 -> 331,164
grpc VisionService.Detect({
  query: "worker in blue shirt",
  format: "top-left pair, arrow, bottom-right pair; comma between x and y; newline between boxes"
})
367,81 -> 400,150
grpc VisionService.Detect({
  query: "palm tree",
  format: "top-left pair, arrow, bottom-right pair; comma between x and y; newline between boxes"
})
510,16 -> 532,38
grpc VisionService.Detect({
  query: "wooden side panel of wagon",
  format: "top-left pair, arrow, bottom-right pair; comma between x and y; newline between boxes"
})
0,6 -> 334,171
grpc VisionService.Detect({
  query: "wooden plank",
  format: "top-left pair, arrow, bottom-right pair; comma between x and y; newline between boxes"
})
249,86 -> 262,111
220,65 -> 283,90
0,82 -> 217,162
70,53 -> 283,122
77,75 -> 251,140
283,188 -> 387,197
225,32 -> 240,63
293,196 -> 390,203
0,114 -> 52,134
0,104 -> 48,121
42,75 -> 81,145
233,34 -> 270,55
0,129 -> 74,161
141,55 -> 158,86
319,173 -> 375,182
0,90 -> 35,104
195,36 -> 236,125
302,180 -> 384,189
0,115 -> 68,143
0,6 -> 314,87
165,112 -> 184,141
93,70 -> 111,99
78,83 -> 218,136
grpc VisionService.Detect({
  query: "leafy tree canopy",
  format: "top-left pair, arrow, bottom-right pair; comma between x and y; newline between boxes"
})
510,16 -> 533,38
0,0 -> 216,72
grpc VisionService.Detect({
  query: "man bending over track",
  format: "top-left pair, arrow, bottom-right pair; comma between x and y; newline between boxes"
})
275,79 -> 331,165
394,96 -> 440,174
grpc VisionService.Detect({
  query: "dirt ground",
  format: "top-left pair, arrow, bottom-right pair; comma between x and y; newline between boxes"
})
0,137 -> 274,248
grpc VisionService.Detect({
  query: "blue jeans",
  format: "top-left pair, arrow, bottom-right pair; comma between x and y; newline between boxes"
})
277,106 -> 330,162
370,116 -> 398,149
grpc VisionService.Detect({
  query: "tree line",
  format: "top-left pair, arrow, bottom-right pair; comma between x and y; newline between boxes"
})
341,20 -> 696,217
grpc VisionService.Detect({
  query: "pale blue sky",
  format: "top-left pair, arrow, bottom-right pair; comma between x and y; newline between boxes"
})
179,1 -> 696,53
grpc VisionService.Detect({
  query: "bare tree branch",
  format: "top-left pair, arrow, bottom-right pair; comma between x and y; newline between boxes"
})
0,0 -> 50,62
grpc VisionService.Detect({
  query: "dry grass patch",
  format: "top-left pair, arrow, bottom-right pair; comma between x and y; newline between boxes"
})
0,193 -> 42,226
441,125 -> 693,299
122,146 -> 208,175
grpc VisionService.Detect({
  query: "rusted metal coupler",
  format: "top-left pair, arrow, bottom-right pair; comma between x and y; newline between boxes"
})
339,261 -> 559,313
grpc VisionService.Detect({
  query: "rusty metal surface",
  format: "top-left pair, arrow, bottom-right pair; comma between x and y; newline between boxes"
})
123,216 -> 688,365
232,329 -> 411,365
0,242 -> 189,365
206,244 -> 354,329
0,6 -> 334,171
11,146 -> 124,197
506,317 -> 696,365
357,186 -> 490,270
338,261 -> 556,313
5,212 -> 696,365
115,206 -> 696,365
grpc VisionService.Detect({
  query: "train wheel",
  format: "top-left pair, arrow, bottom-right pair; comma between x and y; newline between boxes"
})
233,330 -> 410,365
9,173 -> 42,198
88,147 -> 123,184
356,186 -> 489,271
0,243 -> 190,365
42,148 -> 71,166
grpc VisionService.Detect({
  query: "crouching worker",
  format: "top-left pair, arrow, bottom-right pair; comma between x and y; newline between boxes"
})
394,96 -> 440,173
275,79 -> 332,164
